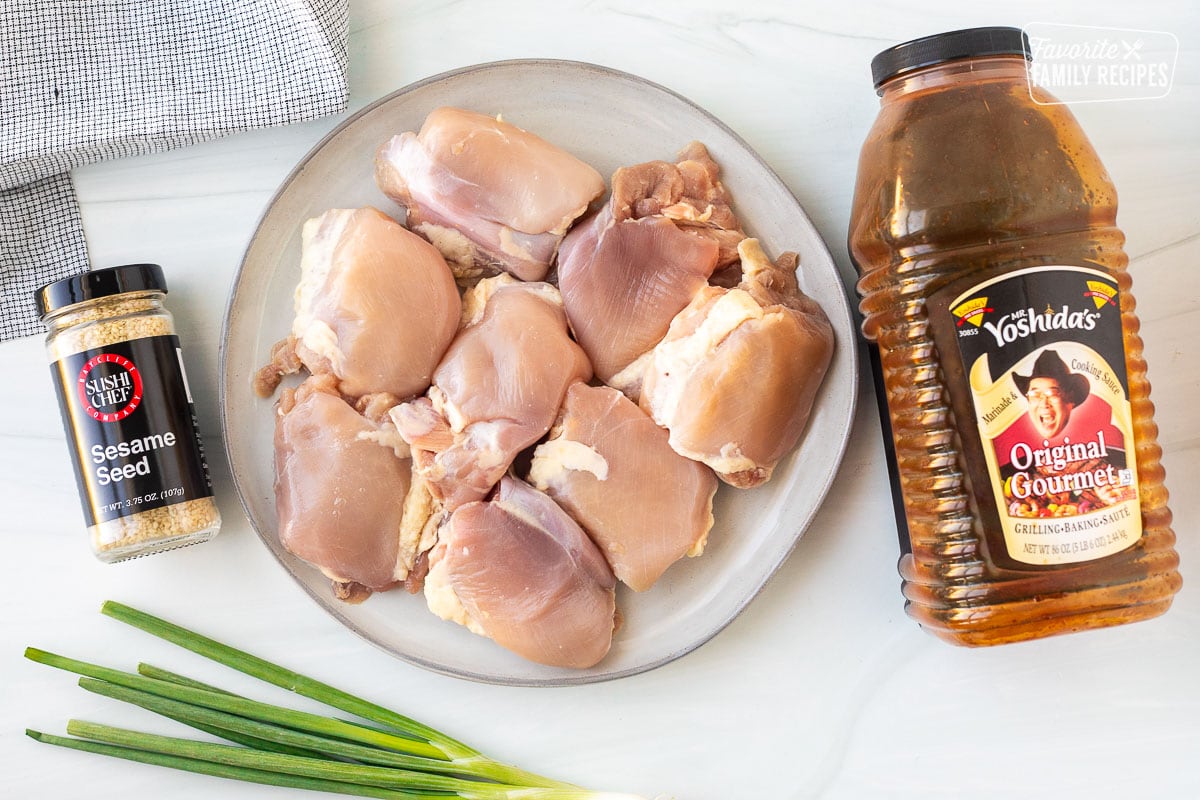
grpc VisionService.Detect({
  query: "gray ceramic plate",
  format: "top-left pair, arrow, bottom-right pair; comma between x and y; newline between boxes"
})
221,60 -> 858,686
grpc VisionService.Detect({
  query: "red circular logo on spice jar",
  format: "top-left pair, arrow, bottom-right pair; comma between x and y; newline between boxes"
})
77,354 -> 144,422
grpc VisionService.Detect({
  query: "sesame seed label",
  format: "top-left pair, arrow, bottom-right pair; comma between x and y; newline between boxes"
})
51,335 -> 214,526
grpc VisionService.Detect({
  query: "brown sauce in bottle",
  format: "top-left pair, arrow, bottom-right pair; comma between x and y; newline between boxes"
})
848,28 -> 1180,645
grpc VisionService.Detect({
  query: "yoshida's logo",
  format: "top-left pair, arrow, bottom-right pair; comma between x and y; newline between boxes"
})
951,296 -> 993,327
981,304 -> 1102,347
77,354 -> 143,422
1084,280 -> 1118,309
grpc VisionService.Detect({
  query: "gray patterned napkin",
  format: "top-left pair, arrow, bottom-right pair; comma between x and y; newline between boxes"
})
0,0 -> 349,341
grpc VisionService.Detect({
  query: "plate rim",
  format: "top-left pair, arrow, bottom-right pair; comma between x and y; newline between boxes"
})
219,58 -> 859,686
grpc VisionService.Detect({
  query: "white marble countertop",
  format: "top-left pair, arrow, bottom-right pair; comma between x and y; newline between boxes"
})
3,2 -> 1198,798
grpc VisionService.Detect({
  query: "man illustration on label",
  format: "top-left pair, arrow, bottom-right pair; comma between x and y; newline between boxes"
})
1012,348 -> 1088,440
998,349 -> 1135,517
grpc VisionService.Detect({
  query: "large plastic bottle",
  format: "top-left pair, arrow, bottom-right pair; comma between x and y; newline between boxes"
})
848,27 -> 1181,646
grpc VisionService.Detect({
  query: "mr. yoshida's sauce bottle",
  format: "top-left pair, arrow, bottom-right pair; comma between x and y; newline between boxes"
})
848,27 -> 1181,645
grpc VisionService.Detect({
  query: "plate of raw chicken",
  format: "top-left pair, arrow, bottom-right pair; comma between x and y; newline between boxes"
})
221,60 -> 858,685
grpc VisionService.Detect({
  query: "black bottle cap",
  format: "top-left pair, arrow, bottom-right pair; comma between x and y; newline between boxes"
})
871,26 -> 1031,90
35,264 -> 168,318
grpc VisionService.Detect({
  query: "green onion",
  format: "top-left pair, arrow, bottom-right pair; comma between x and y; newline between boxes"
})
134,662 -> 382,759
137,662 -> 236,694
87,675 -> 351,761
25,647 -> 448,760
26,729 -> 435,799
25,601 -> 653,800
77,676 -> 499,777
127,663 -> 327,759
100,600 -> 568,789
102,601 -> 467,754
64,720 -> 522,797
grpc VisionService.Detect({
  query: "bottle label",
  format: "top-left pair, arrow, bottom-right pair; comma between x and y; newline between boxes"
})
928,266 -> 1141,565
51,335 -> 215,526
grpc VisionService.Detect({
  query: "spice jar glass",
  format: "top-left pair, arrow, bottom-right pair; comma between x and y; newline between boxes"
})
37,264 -> 221,562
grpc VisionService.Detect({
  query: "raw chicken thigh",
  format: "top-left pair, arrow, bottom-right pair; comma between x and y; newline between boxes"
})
557,142 -> 744,396
641,239 -> 834,489
274,375 -> 419,602
390,275 -> 593,514
375,107 -> 606,283
255,207 -> 461,401
611,141 -> 745,267
529,383 -> 718,591
425,476 -> 617,668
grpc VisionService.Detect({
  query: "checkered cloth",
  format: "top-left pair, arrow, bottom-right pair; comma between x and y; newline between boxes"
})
0,0 -> 349,341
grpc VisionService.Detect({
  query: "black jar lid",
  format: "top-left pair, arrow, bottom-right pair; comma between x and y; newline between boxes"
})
35,264 -> 168,317
871,26 -> 1031,89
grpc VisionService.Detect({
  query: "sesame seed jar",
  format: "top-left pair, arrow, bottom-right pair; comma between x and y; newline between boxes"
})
37,264 -> 221,562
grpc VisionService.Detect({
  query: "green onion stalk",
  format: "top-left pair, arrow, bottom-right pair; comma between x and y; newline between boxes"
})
24,601 -> 658,800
